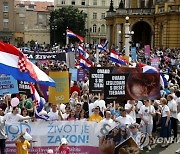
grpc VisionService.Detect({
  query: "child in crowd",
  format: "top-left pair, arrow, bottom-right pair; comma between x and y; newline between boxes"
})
58,138 -> 70,154
14,132 -> 32,154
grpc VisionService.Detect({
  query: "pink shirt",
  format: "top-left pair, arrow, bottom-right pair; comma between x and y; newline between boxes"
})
59,146 -> 70,154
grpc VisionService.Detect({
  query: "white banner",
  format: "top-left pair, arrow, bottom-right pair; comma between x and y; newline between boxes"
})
6,121 -> 116,154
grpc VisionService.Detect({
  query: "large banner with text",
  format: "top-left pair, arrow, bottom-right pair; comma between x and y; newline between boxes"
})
5,121 -> 116,154
104,73 -> 160,101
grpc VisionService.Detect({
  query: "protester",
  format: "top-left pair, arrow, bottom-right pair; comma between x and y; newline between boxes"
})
139,100 -> 156,151
159,98 -> 171,147
0,108 -> 6,154
4,106 -> 32,123
89,106 -> 103,122
115,108 -> 135,126
58,138 -> 70,154
167,94 -> 178,142
14,132 -> 32,154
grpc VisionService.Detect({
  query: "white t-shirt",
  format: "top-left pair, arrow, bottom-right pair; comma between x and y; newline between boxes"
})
139,105 -> 155,124
4,113 -> 24,123
168,99 -> 177,119
48,111 -> 59,121
161,105 -> 170,117
116,115 -> 135,126
101,118 -> 114,124
125,103 -> 136,121
136,101 -> 143,118
176,97 -> 180,105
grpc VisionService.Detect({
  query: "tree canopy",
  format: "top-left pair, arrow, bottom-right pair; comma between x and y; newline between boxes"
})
50,6 -> 87,45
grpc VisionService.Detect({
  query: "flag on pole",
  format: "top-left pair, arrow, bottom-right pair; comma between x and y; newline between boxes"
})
66,29 -> 84,42
0,42 -> 55,87
30,83 -> 49,121
79,55 -> 93,70
78,44 -> 89,58
110,49 -> 128,65
97,39 -> 108,51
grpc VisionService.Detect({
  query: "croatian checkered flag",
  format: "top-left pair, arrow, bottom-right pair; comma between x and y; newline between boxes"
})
29,83 -> 49,121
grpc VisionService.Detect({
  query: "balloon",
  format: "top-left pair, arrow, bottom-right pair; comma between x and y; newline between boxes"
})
11,97 -> 20,107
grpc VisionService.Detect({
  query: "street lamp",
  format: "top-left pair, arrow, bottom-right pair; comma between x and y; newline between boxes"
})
125,16 -> 130,57
51,25 -> 57,46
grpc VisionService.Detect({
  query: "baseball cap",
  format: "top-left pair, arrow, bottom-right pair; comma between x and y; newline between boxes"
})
61,138 -> 68,144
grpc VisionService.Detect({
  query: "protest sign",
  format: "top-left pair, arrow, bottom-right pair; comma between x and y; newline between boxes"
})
0,75 -> 18,95
49,71 -> 69,104
151,57 -> 160,70
115,137 -> 139,154
104,73 -> 160,101
144,45 -> 150,59
5,121 -> 116,154
77,69 -> 85,81
69,68 -> 78,81
130,47 -> 137,60
89,67 -> 113,93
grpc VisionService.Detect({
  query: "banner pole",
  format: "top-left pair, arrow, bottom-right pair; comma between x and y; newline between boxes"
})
113,100 -> 116,116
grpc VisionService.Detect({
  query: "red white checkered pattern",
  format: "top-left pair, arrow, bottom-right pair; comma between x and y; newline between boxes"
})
18,56 -> 28,72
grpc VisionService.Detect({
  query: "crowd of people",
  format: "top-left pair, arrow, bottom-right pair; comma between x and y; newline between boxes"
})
0,45 -> 179,154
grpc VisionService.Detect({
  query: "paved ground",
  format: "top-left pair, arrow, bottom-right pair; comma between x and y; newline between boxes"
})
142,142 -> 180,154
142,123 -> 180,154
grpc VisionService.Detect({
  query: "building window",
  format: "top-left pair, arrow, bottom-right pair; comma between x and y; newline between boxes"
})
61,0 -> 65,4
93,12 -> 97,19
102,0 -> 106,6
101,13 -> 105,19
92,24 -> 97,33
3,19 -> 9,28
81,0 -> 85,5
93,0 -> 97,6
101,24 -> 105,33
19,13 -> 25,18
3,2 -> 8,12
71,0 -> 75,5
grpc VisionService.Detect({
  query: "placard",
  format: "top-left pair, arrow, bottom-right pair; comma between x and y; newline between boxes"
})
104,73 -> 160,101
69,68 -> 78,81
77,69 -> 85,81
89,67 -> 113,93
151,57 -> 160,70
0,75 -> 19,95
130,47 -> 137,60
144,45 -> 150,59
49,72 -> 69,104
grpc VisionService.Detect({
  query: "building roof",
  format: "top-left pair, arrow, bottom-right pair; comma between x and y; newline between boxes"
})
14,0 -> 53,12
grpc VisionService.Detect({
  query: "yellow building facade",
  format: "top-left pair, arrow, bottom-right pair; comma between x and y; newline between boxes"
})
106,0 -> 180,49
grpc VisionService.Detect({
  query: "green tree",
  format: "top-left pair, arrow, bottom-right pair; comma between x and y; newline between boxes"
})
50,6 -> 87,46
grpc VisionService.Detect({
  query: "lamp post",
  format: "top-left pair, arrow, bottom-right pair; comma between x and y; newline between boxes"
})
125,16 -> 130,56
51,25 -> 57,46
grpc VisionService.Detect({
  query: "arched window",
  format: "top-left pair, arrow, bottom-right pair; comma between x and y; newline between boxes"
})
92,24 -> 97,33
101,24 -> 105,33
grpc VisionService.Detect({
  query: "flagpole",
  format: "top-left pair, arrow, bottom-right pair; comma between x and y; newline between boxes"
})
66,27 -> 69,45
96,31 -> 100,64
